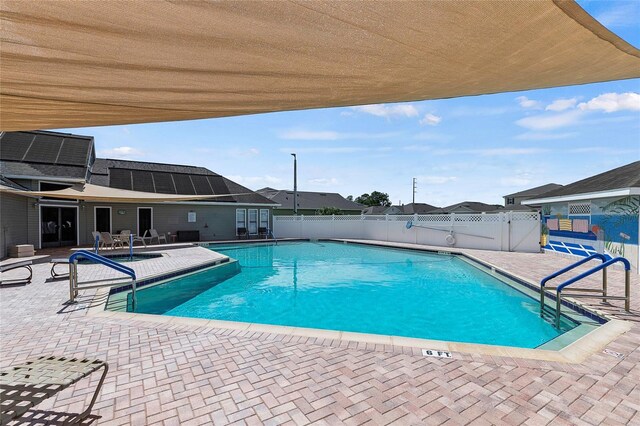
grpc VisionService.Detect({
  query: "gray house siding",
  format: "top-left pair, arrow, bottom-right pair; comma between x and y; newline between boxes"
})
1,197 -> 273,256
0,192 -> 31,258
82,203 -> 272,244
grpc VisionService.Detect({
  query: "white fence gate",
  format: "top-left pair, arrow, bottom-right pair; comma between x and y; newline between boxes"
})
273,212 -> 540,253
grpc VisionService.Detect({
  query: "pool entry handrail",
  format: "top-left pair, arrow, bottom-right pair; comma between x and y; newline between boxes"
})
267,228 -> 277,245
68,250 -> 137,309
540,255 -> 631,328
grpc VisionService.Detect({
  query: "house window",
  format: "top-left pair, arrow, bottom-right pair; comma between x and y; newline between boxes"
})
569,203 -> 591,215
248,209 -> 258,235
506,197 -> 515,205
259,209 -> 269,230
235,209 -> 246,235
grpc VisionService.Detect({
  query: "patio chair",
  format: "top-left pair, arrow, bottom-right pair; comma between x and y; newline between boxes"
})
130,231 -> 147,247
258,227 -> 268,239
120,229 -> 131,247
0,355 -> 108,424
91,231 -> 104,249
237,227 -> 248,239
149,229 -> 167,244
100,232 -> 123,250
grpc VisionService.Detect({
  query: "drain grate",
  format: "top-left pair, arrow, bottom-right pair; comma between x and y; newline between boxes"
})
603,348 -> 624,359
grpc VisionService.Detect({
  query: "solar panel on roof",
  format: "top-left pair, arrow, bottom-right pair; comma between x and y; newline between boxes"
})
207,176 -> 230,194
57,138 -> 90,166
23,134 -> 63,164
110,169 -> 132,190
152,172 -> 175,194
172,173 -> 195,195
131,170 -> 155,193
191,175 -> 213,195
0,132 -> 34,161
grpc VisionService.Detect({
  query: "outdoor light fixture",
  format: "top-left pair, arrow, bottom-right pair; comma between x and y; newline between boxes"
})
291,153 -> 297,215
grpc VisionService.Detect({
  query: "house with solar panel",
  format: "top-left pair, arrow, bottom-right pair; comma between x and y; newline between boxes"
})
0,130 -> 277,257
523,161 -> 640,273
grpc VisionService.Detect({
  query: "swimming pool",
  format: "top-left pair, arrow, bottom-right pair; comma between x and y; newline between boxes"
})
118,241 -> 600,348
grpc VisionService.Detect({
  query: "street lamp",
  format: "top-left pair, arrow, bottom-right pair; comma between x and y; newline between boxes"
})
291,153 -> 297,215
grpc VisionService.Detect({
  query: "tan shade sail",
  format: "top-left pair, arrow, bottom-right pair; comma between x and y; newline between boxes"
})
1,0 -> 639,131
0,183 -> 261,203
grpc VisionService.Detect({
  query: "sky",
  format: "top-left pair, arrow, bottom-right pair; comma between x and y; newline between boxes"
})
56,0 -> 640,208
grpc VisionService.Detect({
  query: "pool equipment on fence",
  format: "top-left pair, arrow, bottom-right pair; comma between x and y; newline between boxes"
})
405,220 -> 494,245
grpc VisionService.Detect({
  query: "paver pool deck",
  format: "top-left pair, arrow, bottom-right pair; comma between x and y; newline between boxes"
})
0,242 -> 638,425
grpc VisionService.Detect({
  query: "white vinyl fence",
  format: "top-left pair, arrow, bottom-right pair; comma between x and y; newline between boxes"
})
273,212 -> 541,253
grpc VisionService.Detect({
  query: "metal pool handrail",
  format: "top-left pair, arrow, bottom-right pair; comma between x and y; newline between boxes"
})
540,253 -> 606,315
68,250 -> 137,309
548,256 -> 631,328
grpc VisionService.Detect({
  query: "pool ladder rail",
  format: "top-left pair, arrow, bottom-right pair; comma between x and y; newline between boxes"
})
267,228 -> 277,245
68,250 -> 137,310
540,253 -> 631,328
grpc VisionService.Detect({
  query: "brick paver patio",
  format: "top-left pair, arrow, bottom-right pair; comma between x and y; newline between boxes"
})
0,243 -> 638,425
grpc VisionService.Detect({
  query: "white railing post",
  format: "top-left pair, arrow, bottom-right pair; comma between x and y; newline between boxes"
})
332,214 -> 335,238
385,214 -> 389,241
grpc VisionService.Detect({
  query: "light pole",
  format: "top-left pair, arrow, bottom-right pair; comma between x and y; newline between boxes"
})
291,153 -> 297,215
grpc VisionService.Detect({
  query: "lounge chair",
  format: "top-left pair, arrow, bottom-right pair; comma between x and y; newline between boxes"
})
0,355 -> 108,424
49,258 -> 70,279
0,260 -> 33,286
149,229 -> 167,244
100,232 -> 123,250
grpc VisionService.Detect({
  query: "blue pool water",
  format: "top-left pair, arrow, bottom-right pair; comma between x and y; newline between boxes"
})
131,242 -> 577,348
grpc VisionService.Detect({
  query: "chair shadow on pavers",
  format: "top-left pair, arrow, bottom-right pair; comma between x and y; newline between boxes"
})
5,410 -> 100,425
0,356 -> 108,425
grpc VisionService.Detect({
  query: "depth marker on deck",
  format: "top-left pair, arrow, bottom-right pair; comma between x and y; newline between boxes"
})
422,349 -> 453,359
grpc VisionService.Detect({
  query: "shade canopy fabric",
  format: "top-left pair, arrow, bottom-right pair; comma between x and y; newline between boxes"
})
1,0 -> 639,131
0,183 -> 258,203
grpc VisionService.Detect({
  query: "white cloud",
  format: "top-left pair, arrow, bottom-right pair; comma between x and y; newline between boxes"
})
98,146 -> 144,157
413,132 -> 451,141
350,103 -> 419,118
416,175 -> 457,184
449,106 -> 512,117
227,175 -> 283,187
433,147 -> 547,156
307,178 -> 339,186
402,145 -> 431,152
515,110 -> 583,130
228,148 -> 260,158
516,96 -> 543,109
546,98 -> 577,112
279,130 -> 341,140
578,92 -> 640,113
280,147 -> 366,154
278,129 -> 401,141
500,177 -> 531,186
515,132 -> 578,141
473,148 -> 547,156
419,113 -> 442,126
